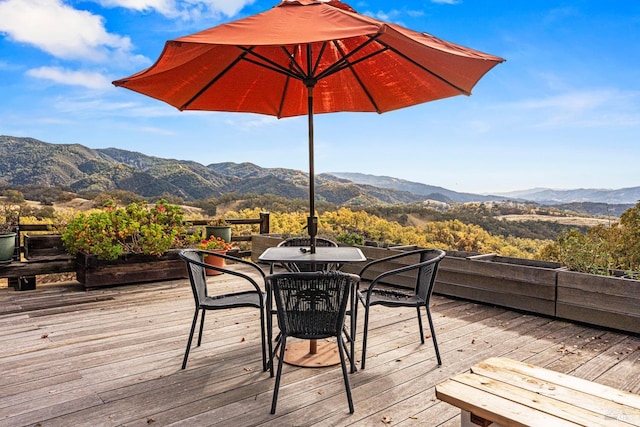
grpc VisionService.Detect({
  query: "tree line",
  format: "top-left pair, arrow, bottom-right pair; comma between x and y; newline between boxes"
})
4,186 -> 638,275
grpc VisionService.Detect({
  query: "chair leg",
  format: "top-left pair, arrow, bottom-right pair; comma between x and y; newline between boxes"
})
259,306 -> 268,372
349,291 -> 356,373
182,308 -> 200,369
270,335 -> 287,414
416,306 -> 425,344
270,332 -> 283,378
197,309 -> 206,346
424,305 -> 442,366
338,336 -> 355,413
360,305 -> 370,370
267,290 -> 276,377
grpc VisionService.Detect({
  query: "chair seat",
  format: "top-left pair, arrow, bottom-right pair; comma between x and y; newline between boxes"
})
360,288 -> 423,307
201,291 -> 265,310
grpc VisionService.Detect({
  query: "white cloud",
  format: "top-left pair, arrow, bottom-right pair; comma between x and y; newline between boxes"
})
178,0 -> 254,18
136,125 -> 178,135
515,90 -> 618,112
93,0 -> 255,20
506,89 -> 640,128
93,0 -> 177,16
430,0 -> 460,4
224,115 -> 279,129
26,66 -> 112,89
0,0 -> 136,63
362,7 -> 425,25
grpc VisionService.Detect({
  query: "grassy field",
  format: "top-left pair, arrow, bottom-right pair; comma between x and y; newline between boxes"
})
495,214 -> 614,227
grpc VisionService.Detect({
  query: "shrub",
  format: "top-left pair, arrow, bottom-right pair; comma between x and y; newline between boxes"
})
0,200 -> 20,234
60,200 -> 200,260
336,232 -> 365,246
539,201 -> 640,275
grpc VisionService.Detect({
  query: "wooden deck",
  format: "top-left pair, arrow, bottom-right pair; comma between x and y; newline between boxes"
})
1,264 -> 639,427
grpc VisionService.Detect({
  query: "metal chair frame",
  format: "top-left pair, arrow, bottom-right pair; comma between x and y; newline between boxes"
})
179,249 -> 268,371
266,271 -> 359,414
355,248 -> 446,370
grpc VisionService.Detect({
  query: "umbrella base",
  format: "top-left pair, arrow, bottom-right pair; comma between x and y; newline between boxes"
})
282,338 -> 340,367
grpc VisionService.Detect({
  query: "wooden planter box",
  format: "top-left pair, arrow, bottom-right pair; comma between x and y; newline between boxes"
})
556,270 -> 640,334
435,252 -> 564,317
24,234 -> 68,259
76,250 -> 188,288
251,235 -> 285,262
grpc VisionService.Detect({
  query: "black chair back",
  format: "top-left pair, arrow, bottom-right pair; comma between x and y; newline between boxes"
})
270,271 -> 352,339
266,271 -> 358,414
415,250 -> 444,302
182,249 -> 208,304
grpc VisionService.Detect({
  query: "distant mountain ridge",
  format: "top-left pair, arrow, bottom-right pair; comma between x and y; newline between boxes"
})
0,136 -> 425,205
1,136 -> 637,207
328,172 -> 507,203
329,172 -> 639,205
492,187 -> 640,205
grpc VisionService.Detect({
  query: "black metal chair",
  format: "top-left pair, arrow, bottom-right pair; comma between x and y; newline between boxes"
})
355,248 -> 446,370
276,237 -> 339,272
178,249 -> 268,371
266,271 -> 358,414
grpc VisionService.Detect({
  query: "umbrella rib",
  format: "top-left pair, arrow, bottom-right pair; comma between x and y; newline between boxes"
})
374,37 -> 471,95
278,45 -> 307,79
180,48 -> 251,110
310,42 -> 329,78
329,40 -> 381,112
277,76 -> 291,118
238,46 -> 306,81
315,36 -> 381,81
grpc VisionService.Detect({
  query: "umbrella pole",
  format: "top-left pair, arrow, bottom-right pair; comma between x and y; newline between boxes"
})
306,83 -> 317,253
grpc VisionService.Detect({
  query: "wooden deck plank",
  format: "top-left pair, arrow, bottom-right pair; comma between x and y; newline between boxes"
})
1,265 -> 639,427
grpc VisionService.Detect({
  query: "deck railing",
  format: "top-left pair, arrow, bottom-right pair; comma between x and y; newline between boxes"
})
1,212 -> 271,289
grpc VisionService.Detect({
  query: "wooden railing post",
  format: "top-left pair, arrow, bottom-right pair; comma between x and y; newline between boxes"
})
259,212 -> 270,235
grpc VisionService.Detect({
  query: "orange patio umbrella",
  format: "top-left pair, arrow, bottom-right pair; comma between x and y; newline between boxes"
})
113,0 -> 504,252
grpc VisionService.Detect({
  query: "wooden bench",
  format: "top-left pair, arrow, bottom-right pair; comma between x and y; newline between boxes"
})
436,357 -> 640,427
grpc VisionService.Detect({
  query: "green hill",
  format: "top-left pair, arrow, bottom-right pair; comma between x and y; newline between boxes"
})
0,136 -> 424,205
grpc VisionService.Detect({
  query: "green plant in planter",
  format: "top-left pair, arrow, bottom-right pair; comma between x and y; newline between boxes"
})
0,201 -> 20,262
197,236 -> 233,251
208,217 -> 229,226
0,200 -> 20,234
205,216 -> 232,242
61,200 -> 200,261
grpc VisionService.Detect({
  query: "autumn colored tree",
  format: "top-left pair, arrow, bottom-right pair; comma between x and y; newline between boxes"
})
539,201 -> 640,274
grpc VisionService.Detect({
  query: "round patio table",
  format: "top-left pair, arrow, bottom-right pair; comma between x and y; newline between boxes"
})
259,246 -> 366,367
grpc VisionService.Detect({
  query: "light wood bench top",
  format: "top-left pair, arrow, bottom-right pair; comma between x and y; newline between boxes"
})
436,357 -> 640,427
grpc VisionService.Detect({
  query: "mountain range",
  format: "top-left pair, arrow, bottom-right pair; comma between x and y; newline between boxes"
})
1,135 -> 638,207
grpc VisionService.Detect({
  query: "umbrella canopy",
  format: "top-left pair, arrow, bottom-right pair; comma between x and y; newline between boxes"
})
113,0 -> 505,251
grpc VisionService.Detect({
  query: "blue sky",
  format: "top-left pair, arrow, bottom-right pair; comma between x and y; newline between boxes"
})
1,0 -> 638,195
